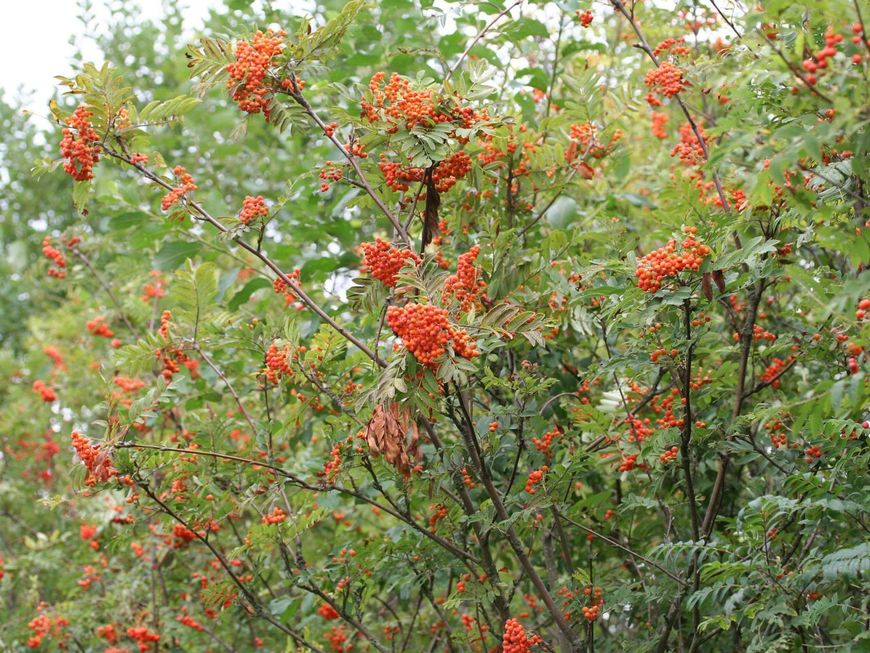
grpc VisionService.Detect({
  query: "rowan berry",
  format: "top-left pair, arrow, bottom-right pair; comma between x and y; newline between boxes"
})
59,105 -> 100,181
32,380 -> 57,403
443,245 -> 486,311
318,603 -> 340,620
71,431 -> 117,486
502,618 -> 542,653
651,111 -> 669,139
161,166 -> 197,210
386,303 -> 478,369
239,195 -> 268,225
226,29 -> 286,116
644,62 -> 690,103
261,506 -> 287,524
635,232 -> 710,293
360,238 -> 421,287
577,10 -> 593,27
524,466 -> 548,494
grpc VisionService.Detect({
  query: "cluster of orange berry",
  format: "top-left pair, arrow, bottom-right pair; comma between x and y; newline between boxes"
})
318,603 -> 340,620
653,37 -> 691,57
176,614 -> 205,632
161,166 -> 197,210
582,586 -> 604,621
532,426 -> 561,459
386,303 -> 478,369
659,446 -> 679,464
635,227 -> 711,293
651,111 -> 669,139
261,506 -> 287,525
377,156 -> 424,192
432,150 -> 473,192
644,62 -> 689,105
443,245 -> 486,311
158,309 -> 171,340
273,268 -> 302,308
87,317 -> 115,338
126,626 -> 160,651
804,445 -> 823,464
428,504 -> 449,531
264,342 -> 293,384
360,238 -> 421,287
325,625 -> 349,652
618,453 -> 638,472
801,25 -> 863,85
71,431 -> 117,486
32,380 -> 57,403
855,298 -> 870,320
26,612 -> 69,649
41,237 -> 67,278
502,618 -> 542,653
320,161 -> 344,192
671,121 -> 707,165
60,105 -> 100,181
759,355 -> 795,389
524,466 -> 548,494
239,195 -> 268,225
576,10 -> 593,27
567,121 -> 622,160
226,29 -> 285,116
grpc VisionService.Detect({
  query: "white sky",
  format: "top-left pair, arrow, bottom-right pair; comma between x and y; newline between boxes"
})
0,0 -> 219,114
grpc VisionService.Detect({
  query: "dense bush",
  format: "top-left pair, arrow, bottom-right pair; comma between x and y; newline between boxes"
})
1,0 -> 868,651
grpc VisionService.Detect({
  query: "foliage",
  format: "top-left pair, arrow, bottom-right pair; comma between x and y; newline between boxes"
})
1,0 -> 868,652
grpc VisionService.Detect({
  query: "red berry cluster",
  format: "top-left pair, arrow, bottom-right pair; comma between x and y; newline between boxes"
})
320,161 -> 344,192
126,626 -> 160,652
428,504 -> 448,531
651,111 -> 669,139
443,245 -> 486,311
432,150 -> 473,192
524,466 -> 548,494
800,25 -> 863,85
576,10 -> 593,27
177,614 -> 205,632
760,355 -> 795,389
653,37 -> 690,57
261,506 -> 287,524
804,446 -> 822,464
325,625 -> 349,652
27,612 -> 69,649
71,431 -> 117,486
159,309 -> 171,340
386,303 -> 478,369
659,446 -> 679,464
239,195 -> 268,225
161,166 -> 197,210
502,618 -> 542,653
635,227 -> 711,293
87,316 -> 115,338
582,586 -> 604,621
618,453 -> 638,472
32,380 -> 57,403
59,105 -> 100,181
671,121 -> 707,165
644,62 -> 690,105
378,156 -> 425,192
130,152 -> 148,165
265,342 -> 292,384
226,29 -> 286,116
532,426 -> 561,459
360,238 -> 421,287
42,237 -> 67,278
363,72 -> 437,130
318,603 -> 340,620
856,298 -> 870,320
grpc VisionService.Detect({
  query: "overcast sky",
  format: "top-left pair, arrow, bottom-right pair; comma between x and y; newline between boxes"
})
0,1 -> 219,114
